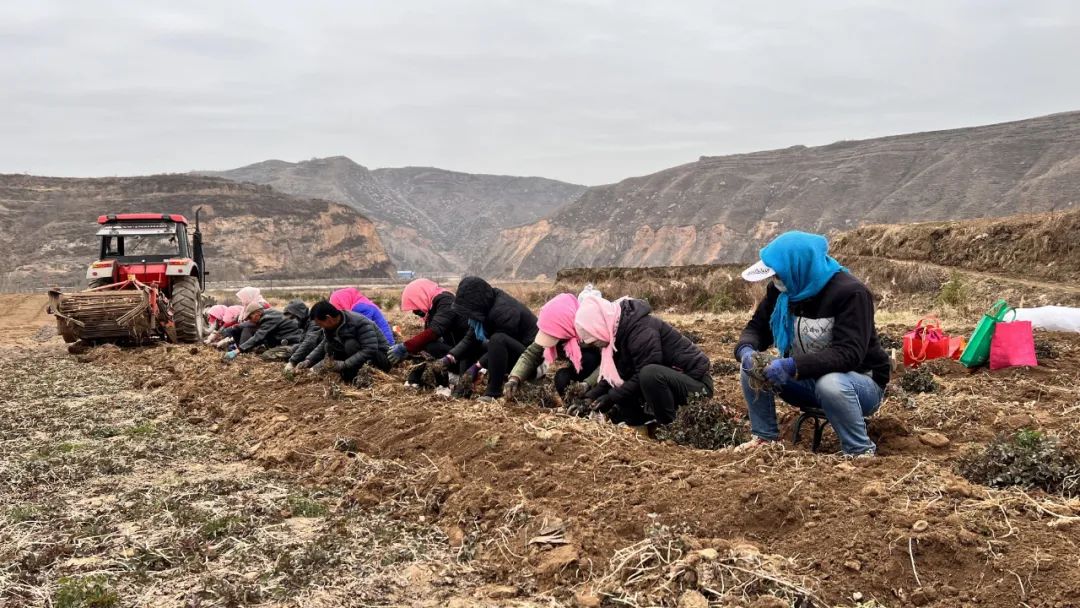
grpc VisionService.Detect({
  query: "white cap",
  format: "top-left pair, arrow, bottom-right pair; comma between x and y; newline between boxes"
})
741,260 -> 776,282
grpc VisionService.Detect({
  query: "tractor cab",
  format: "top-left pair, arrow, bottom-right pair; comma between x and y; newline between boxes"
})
88,213 -> 205,290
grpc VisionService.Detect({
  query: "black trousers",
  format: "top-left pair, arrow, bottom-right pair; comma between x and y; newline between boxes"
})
609,364 -> 714,426
483,333 -> 527,398
330,338 -> 390,382
423,340 -> 452,359
553,348 -> 602,396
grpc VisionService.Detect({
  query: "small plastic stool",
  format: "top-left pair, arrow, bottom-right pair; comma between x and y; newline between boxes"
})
792,407 -> 831,453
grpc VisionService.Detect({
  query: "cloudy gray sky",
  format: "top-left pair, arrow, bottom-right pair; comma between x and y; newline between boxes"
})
3,0 -> 1079,185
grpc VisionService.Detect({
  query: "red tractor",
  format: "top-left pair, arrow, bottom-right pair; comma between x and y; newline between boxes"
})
50,210 -> 207,344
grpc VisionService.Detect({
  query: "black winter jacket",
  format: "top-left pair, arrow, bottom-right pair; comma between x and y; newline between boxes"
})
305,310 -> 389,370
427,292 -> 469,344
735,272 -> 891,387
448,278 -> 537,360
238,309 -> 303,352
595,299 -> 712,405
284,299 -> 321,365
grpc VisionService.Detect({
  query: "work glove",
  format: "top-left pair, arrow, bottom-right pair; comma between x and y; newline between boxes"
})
764,357 -> 797,386
503,376 -> 522,400
387,343 -> 408,365
283,362 -> 295,373
222,350 -> 238,362
591,394 -> 614,414
432,355 -> 454,374
737,346 -> 755,374
329,360 -> 346,373
214,337 -> 233,350
463,363 -> 481,382
309,360 -> 326,375
295,361 -> 309,371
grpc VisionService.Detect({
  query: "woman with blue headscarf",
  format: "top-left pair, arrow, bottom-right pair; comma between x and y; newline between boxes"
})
733,232 -> 891,456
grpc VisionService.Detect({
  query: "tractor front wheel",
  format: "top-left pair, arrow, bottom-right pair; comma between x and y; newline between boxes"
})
171,276 -> 204,343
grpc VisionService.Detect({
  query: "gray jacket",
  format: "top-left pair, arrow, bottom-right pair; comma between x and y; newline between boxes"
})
238,309 -> 303,352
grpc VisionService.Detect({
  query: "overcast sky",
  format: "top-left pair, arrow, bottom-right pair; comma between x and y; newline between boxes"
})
2,1 -> 1078,185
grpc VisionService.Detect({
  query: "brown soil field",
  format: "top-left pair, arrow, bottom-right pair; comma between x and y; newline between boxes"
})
3,279 -> 1080,607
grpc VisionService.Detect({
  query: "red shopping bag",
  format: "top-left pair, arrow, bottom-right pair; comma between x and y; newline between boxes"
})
989,321 -> 1037,370
903,317 -> 964,368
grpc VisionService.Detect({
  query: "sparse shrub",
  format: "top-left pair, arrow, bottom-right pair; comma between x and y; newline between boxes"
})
54,575 -> 119,608
937,271 -> 968,308
200,515 -> 245,540
7,504 -> 42,523
899,367 -> 938,394
1034,340 -> 1059,361
656,398 -> 748,450
351,365 -> 375,388
958,429 -> 1080,497
286,495 -> 329,518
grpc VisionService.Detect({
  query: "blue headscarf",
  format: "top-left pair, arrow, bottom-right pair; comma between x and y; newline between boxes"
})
468,318 -> 488,342
760,231 -> 847,355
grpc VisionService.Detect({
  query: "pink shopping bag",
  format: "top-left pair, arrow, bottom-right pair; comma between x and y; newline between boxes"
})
989,321 -> 1038,370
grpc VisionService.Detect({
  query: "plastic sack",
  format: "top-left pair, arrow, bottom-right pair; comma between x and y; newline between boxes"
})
903,316 -> 964,368
1013,306 -> 1080,333
960,300 -> 1014,368
989,321 -> 1038,370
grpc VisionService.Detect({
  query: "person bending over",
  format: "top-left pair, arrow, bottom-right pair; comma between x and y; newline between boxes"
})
300,300 -> 390,384
223,302 -> 303,360
734,231 -> 890,457
504,291 -> 602,401
388,278 -> 470,365
575,295 -> 713,426
436,276 -> 538,401
329,287 -> 395,345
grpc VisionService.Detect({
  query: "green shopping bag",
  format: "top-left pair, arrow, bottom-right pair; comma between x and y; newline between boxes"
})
959,300 -> 1015,368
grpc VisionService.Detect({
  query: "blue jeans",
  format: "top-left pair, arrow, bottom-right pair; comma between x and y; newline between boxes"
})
741,370 -> 884,455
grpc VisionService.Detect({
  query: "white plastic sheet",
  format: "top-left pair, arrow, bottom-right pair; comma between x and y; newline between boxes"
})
1013,306 -> 1080,333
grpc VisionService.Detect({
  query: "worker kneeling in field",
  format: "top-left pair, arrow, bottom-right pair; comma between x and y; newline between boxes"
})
503,290 -> 602,402
298,300 -> 391,383
435,276 -> 538,402
283,299 -> 323,372
734,231 -> 890,457
388,279 -> 469,365
329,287 -> 396,345
224,302 -> 304,360
259,300 -> 315,362
574,295 -> 713,426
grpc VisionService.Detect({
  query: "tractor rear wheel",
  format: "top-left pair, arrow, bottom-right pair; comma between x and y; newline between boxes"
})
171,276 -> 204,343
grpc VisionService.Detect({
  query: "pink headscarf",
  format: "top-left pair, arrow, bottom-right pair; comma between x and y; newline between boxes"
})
209,304 -> 231,323
537,293 -> 583,372
574,295 -> 624,387
329,287 -> 374,312
401,279 -> 449,314
235,286 -> 265,307
222,304 -> 245,325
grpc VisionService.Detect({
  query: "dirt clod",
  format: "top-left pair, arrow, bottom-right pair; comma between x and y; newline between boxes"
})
919,432 -> 951,448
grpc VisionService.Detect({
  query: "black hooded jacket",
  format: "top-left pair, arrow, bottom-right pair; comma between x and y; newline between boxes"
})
448,277 -> 538,360
596,299 -> 712,405
426,292 -> 469,344
238,309 -> 303,352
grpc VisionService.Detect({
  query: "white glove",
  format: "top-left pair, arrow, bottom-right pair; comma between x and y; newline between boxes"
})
214,337 -> 233,350
284,362 -> 295,373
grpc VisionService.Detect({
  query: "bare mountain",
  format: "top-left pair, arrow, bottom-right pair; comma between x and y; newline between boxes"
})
481,111 -> 1080,278
0,174 -> 394,290
200,157 -> 584,272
